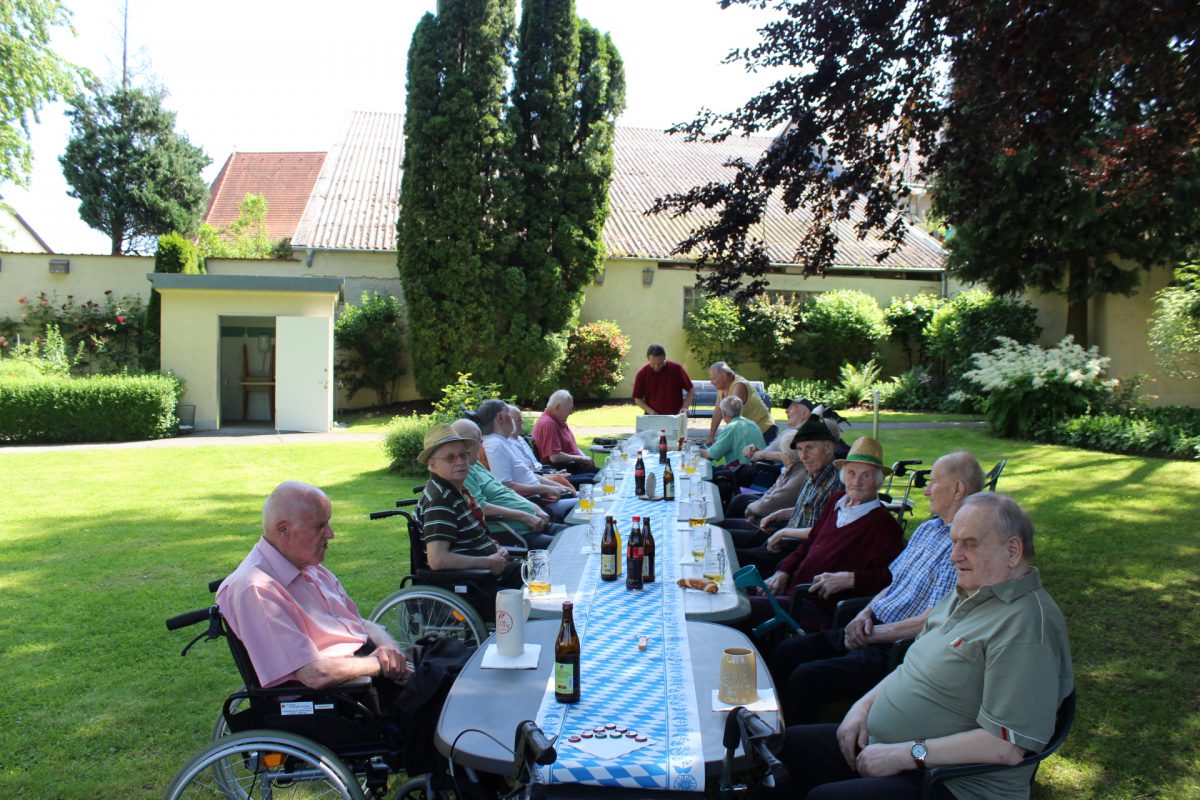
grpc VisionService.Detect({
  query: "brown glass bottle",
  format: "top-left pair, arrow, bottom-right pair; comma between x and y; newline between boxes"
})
642,517 -> 656,583
554,601 -> 581,703
600,516 -> 618,581
626,516 -> 644,590
663,460 -> 675,501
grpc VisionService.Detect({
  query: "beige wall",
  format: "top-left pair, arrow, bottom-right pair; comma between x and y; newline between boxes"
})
580,259 -> 943,397
0,210 -> 51,254
0,251 -> 152,322
158,287 -> 337,430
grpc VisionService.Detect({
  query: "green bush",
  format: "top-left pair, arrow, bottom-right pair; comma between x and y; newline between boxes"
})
17,291 -> 147,374
766,378 -> 840,407
560,320 -> 630,399
799,290 -> 890,379
383,413 -> 438,471
739,294 -> 803,380
0,374 -> 181,443
684,294 -> 743,368
0,359 -> 48,381
925,288 -> 1041,391
335,291 -> 407,406
836,360 -> 882,407
876,366 -> 944,411
1047,406 -> 1200,460
154,231 -> 202,274
961,336 -> 1114,438
432,373 -> 507,422
885,293 -> 944,368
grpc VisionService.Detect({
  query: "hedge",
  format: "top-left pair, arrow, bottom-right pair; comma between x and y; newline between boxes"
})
1046,406 -> 1200,460
384,413 -> 437,472
0,374 -> 181,443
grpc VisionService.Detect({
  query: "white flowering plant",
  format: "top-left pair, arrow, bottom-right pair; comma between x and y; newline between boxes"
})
961,336 -> 1116,438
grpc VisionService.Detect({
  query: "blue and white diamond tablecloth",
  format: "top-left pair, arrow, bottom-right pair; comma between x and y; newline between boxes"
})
535,456 -> 706,792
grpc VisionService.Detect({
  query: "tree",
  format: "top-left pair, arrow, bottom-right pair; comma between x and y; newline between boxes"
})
653,0 -> 1200,346
60,85 -> 209,254
196,193 -> 292,261
500,1 -> 625,396
397,0 -> 515,397
1,0 -> 86,186
1148,264 -> 1200,380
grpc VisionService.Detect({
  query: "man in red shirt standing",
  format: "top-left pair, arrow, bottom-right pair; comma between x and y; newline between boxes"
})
632,343 -> 695,415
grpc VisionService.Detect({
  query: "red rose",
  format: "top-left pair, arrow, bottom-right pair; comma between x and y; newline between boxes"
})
18,295 -> 27,303
117,316 -> 125,323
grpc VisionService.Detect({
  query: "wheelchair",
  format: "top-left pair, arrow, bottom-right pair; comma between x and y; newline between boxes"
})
164,596 -> 557,800
367,497 -> 532,653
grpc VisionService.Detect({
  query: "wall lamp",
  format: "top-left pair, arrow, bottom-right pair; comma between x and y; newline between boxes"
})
49,258 -> 70,274
642,265 -> 655,286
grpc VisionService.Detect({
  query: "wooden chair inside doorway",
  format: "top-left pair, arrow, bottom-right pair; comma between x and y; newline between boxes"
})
242,342 -> 275,423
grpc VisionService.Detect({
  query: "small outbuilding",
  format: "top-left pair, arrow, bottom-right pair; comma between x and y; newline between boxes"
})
148,273 -> 343,432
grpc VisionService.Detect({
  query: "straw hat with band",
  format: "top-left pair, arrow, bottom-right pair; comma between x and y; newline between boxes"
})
418,423 -> 472,465
833,436 -> 892,476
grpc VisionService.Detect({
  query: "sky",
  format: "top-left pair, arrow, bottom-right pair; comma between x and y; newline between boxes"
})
2,0 -> 788,255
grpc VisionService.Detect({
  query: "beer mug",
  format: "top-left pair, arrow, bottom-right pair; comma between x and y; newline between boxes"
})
691,525 -> 710,563
586,514 -> 604,553
521,549 -> 552,595
718,647 -> 758,705
495,588 -> 531,657
703,548 -> 727,587
578,484 -> 595,513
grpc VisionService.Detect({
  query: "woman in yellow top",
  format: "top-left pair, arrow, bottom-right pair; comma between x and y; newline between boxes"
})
707,361 -> 776,445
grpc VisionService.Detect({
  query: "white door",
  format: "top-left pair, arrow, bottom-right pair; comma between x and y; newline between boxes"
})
276,316 -> 333,432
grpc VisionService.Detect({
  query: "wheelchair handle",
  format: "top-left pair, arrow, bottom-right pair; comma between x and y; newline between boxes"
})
370,509 -> 409,520
514,719 -> 557,769
890,459 -> 922,477
166,607 -> 212,631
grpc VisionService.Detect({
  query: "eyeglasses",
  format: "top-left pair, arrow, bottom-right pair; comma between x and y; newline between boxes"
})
431,452 -> 470,463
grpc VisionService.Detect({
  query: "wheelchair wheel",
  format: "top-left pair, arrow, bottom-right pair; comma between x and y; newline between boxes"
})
369,585 -> 488,650
165,729 -> 363,800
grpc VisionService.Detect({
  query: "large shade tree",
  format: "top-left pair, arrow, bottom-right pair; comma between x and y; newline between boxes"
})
0,0 -> 86,186
60,85 -> 209,255
653,0 -> 1200,345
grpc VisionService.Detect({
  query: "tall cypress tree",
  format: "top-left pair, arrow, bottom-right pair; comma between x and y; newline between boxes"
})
501,2 -> 625,397
397,0 -> 515,396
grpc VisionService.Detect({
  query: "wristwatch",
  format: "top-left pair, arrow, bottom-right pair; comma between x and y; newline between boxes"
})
911,739 -> 928,769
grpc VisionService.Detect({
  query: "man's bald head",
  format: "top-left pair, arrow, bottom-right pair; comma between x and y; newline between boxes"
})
262,481 -> 334,568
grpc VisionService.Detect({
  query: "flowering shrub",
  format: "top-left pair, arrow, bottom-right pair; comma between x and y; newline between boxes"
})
961,336 -> 1115,438
17,291 -> 147,373
925,288 -> 1041,394
560,320 -> 630,399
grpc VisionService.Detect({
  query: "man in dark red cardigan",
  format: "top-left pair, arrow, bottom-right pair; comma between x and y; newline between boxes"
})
749,437 -> 905,632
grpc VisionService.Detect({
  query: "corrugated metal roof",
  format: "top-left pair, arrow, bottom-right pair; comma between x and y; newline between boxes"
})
292,111 -> 404,251
288,113 -> 944,270
204,152 -> 325,241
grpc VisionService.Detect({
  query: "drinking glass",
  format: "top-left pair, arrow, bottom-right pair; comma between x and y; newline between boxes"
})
690,525 -> 710,563
688,497 -> 708,530
718,647 -> 758,705
586,515 -> 604,554
578,484 -> 594,514
703,548 -> 727,587
521,549 -> 552,595
602,464 -> 616,496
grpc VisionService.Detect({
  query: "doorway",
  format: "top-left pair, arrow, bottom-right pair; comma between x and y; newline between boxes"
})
219,316 -> 277,425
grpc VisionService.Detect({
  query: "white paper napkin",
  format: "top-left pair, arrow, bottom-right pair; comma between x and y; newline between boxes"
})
710,688 -> 778,712
481,643 -> 541,670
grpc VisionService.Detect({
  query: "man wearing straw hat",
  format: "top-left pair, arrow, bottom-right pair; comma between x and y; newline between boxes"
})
745,436 -> 905,632
416,423 -> 522,587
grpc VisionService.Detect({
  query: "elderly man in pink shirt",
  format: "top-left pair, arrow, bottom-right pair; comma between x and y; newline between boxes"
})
217,481 -> 411,689
532,389 -> 597,479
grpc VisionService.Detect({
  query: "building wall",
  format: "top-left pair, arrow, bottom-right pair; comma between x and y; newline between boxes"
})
0,252 -> 152,321
579,259 -> 944,398
158,287 -> 337,430
0,211 -> 51,254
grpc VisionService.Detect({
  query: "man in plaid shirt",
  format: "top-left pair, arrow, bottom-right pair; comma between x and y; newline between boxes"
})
770,451 -> 985,723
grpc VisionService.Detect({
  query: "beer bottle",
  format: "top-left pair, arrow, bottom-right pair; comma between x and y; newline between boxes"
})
554,601 -> 581,703
600,516 -> 618,581
634,453 -> 647,496
643,517 -> 656,583
626,516 -> 644,590
658,429 -> 669,464
663,460 -> 675,501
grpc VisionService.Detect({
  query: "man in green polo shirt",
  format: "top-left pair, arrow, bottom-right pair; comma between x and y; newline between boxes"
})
766,492 -> 1073,800
703,395 -> 766,466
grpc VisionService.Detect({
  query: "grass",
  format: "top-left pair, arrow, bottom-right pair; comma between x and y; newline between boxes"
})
1,429 -> 1197,798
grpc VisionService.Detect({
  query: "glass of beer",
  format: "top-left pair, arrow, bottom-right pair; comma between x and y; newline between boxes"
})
521,550 -> 552,595
578,484 -> 594,514
602,465 -> 616,496
691,525 -> 710,563
688,497 -> 707,530
703,548 -> 727,587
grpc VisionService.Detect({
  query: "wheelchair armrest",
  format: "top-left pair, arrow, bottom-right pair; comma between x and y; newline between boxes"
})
414,567 -> 495,582
888,638 -> 915,670
832,595 -> 873,629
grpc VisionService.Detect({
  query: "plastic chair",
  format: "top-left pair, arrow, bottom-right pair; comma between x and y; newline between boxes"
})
919,690 -> 1076,800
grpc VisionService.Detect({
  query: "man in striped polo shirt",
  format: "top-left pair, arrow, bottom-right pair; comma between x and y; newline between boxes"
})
417,423 -> 522,587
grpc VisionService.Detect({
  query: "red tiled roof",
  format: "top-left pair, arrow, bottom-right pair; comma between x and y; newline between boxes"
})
204,152 -> 326,241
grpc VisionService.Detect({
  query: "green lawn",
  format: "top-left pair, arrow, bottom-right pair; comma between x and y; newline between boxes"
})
1,429 -> 1197,798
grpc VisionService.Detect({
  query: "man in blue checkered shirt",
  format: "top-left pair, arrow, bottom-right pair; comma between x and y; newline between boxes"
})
770,451 -> 985,724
